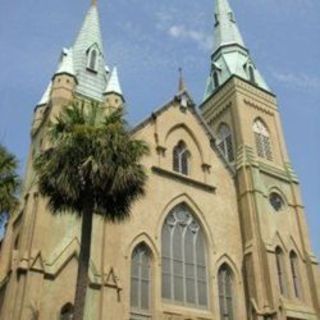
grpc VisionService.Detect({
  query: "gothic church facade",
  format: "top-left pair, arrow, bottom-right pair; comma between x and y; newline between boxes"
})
0,1 -> 319,319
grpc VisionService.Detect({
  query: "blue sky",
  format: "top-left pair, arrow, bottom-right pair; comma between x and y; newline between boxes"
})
0,0 -> 319,258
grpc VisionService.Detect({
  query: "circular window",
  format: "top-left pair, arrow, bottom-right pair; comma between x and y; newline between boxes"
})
269,192 -> 284,211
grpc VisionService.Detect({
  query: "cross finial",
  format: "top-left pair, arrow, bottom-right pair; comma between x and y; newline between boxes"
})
178,68 -> 186,92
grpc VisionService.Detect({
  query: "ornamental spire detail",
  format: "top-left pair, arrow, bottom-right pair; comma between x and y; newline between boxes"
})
204,0 -> 270,100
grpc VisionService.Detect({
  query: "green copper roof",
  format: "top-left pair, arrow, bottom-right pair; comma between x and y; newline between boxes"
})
204,0 -> 270,100
213,0 -> 245,52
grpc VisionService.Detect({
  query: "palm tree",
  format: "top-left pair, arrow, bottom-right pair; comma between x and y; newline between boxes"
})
0,144 -> 20,232
34,101 -> 149,320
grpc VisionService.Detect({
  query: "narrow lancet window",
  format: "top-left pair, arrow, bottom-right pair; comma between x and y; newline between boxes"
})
218,124 -> 234,162
131,243 -> 152,318
275,247 -> 287,296
213,71 -> 220,88
218,264 -> 234,320
173,141 -> 190,175
290,251 -> 301,298
248,66 -> 255,83
87,48 -> 98,72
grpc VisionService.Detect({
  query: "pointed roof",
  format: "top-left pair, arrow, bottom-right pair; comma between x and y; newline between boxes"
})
71,2 -> 109,101
104,67 -> 123,97
54,48 -> 76,78
213,0 -> 245,53
37,82 -> 52,107
204,0 -> 270,100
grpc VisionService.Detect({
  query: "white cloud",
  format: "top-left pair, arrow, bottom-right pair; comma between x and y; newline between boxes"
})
272,71 -> 320,91
167,25 -> 212,51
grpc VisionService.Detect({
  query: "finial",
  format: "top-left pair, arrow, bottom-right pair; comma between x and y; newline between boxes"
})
178,68 -> 186,92
91,0 -> 97,6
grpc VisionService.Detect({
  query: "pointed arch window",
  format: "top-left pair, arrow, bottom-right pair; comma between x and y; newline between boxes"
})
218,123 -> 234,162
218,264 -> 234,320
130,243 -> 152,319
161,204 -> 208,308
275,247 -> 287,296
59,303 -> 74,320
253,119 -> 272,160
87,48 -> 98,72
290,251 -> 301,299
173,141 -> 190,175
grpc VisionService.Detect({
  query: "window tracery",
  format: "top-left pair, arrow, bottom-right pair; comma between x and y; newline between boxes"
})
161,204 -> 208,308
253,119 -> 272,160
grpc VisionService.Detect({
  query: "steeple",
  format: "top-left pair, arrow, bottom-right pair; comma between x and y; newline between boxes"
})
72,2 -> 108,101
204,0 -> 270,100
213,0 -> 245,53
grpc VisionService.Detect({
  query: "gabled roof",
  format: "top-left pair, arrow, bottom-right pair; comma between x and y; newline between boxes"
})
132,89 -> 235,176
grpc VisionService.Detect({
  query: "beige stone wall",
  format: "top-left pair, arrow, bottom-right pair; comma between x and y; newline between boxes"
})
0,77 -> 319,320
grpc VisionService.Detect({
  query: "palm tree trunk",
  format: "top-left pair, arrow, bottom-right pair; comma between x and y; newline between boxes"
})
73,203 -> 94,320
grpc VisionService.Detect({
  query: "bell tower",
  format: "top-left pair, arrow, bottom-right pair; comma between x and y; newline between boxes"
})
201,0 -> 320,319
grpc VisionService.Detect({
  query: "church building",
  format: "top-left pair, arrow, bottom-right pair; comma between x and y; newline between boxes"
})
0,0 -> 319,319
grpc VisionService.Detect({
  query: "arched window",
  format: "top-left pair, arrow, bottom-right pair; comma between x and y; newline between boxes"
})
218,264 -> 234,320
213,71 -> 220,88
173,141 -> 190,175
60,303 -> 74,320
290,251 -> 301,298
248,65 -> 255,83
253,119 -> 272,160
87,49 -> 98,71
275,247 -> 287,296
130,243 -> 152,317
218,124 -> 234,162
161,204 -> 208,308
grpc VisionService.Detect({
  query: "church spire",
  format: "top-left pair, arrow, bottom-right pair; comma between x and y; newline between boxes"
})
204,0 -> 270,100
213,0 -> 245,53
70,2 -> 109,101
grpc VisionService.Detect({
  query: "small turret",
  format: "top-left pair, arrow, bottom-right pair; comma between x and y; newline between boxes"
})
50,49 -> 77,116
103,67 -> 125,110
32,82 -> 52,136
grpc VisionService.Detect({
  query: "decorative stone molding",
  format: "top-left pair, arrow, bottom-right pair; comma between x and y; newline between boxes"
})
243,98 -> 275,115
152,166 -> 216,193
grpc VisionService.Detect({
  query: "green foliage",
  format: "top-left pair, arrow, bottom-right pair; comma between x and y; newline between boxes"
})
34,101 -> 149,221
0,144 -> 20,216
